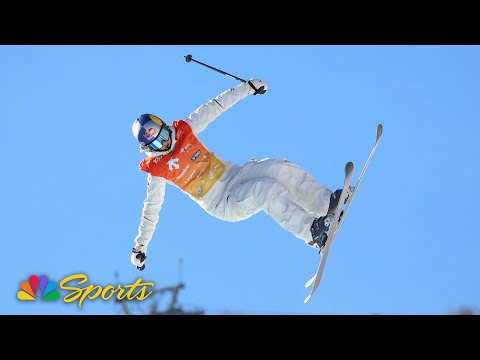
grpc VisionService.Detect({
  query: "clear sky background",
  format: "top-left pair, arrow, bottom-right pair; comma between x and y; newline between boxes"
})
1,45 -> 479,315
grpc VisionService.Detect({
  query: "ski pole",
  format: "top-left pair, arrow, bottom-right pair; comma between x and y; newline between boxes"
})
185,54 -> 247,82
184,54 -> 266,95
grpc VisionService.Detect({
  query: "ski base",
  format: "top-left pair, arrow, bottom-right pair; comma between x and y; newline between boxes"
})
303,123 -> 383,303
304,161 -> 354,303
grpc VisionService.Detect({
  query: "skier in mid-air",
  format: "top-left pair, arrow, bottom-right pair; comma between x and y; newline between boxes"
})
130,79 -> 351,270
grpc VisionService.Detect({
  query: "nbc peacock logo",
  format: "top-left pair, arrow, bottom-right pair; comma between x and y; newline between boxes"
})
17,274 -> 60,301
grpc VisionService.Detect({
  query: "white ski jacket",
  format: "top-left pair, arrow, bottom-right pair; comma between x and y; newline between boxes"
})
133,80 -> 264,249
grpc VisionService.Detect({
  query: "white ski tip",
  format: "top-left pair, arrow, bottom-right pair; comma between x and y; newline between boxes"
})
305,274 -> 316,288
304,294 -> 312,303
346,161 -> 354,174
376,124 -> 383,142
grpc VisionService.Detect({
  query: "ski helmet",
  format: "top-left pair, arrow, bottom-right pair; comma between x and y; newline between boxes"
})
132,114 -> 171,151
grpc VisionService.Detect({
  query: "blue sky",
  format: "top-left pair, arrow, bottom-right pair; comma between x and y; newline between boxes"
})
1,45 -> 479,315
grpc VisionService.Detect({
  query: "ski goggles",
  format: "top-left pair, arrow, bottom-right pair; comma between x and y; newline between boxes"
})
147,125 -> 171,151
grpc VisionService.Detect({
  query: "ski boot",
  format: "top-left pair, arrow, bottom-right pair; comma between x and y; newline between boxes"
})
308,214 -> 333,253
329,186 -> 355,215
307,186 -> 355,253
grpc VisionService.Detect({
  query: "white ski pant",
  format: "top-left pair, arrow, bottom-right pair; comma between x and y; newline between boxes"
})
222,158 -> 332,243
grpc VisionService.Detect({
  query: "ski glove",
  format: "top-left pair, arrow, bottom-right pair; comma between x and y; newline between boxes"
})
247,78 -> 268,95
131,244 -> 147,271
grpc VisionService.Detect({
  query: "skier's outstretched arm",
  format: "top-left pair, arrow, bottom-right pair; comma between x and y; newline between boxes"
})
131,174 -> 166,270
186,78 -> 268,135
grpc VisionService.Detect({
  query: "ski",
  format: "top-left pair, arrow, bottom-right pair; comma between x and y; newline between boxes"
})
304,161 -> 354,303
303,123 -> 383,303
330,123 -> 383,248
